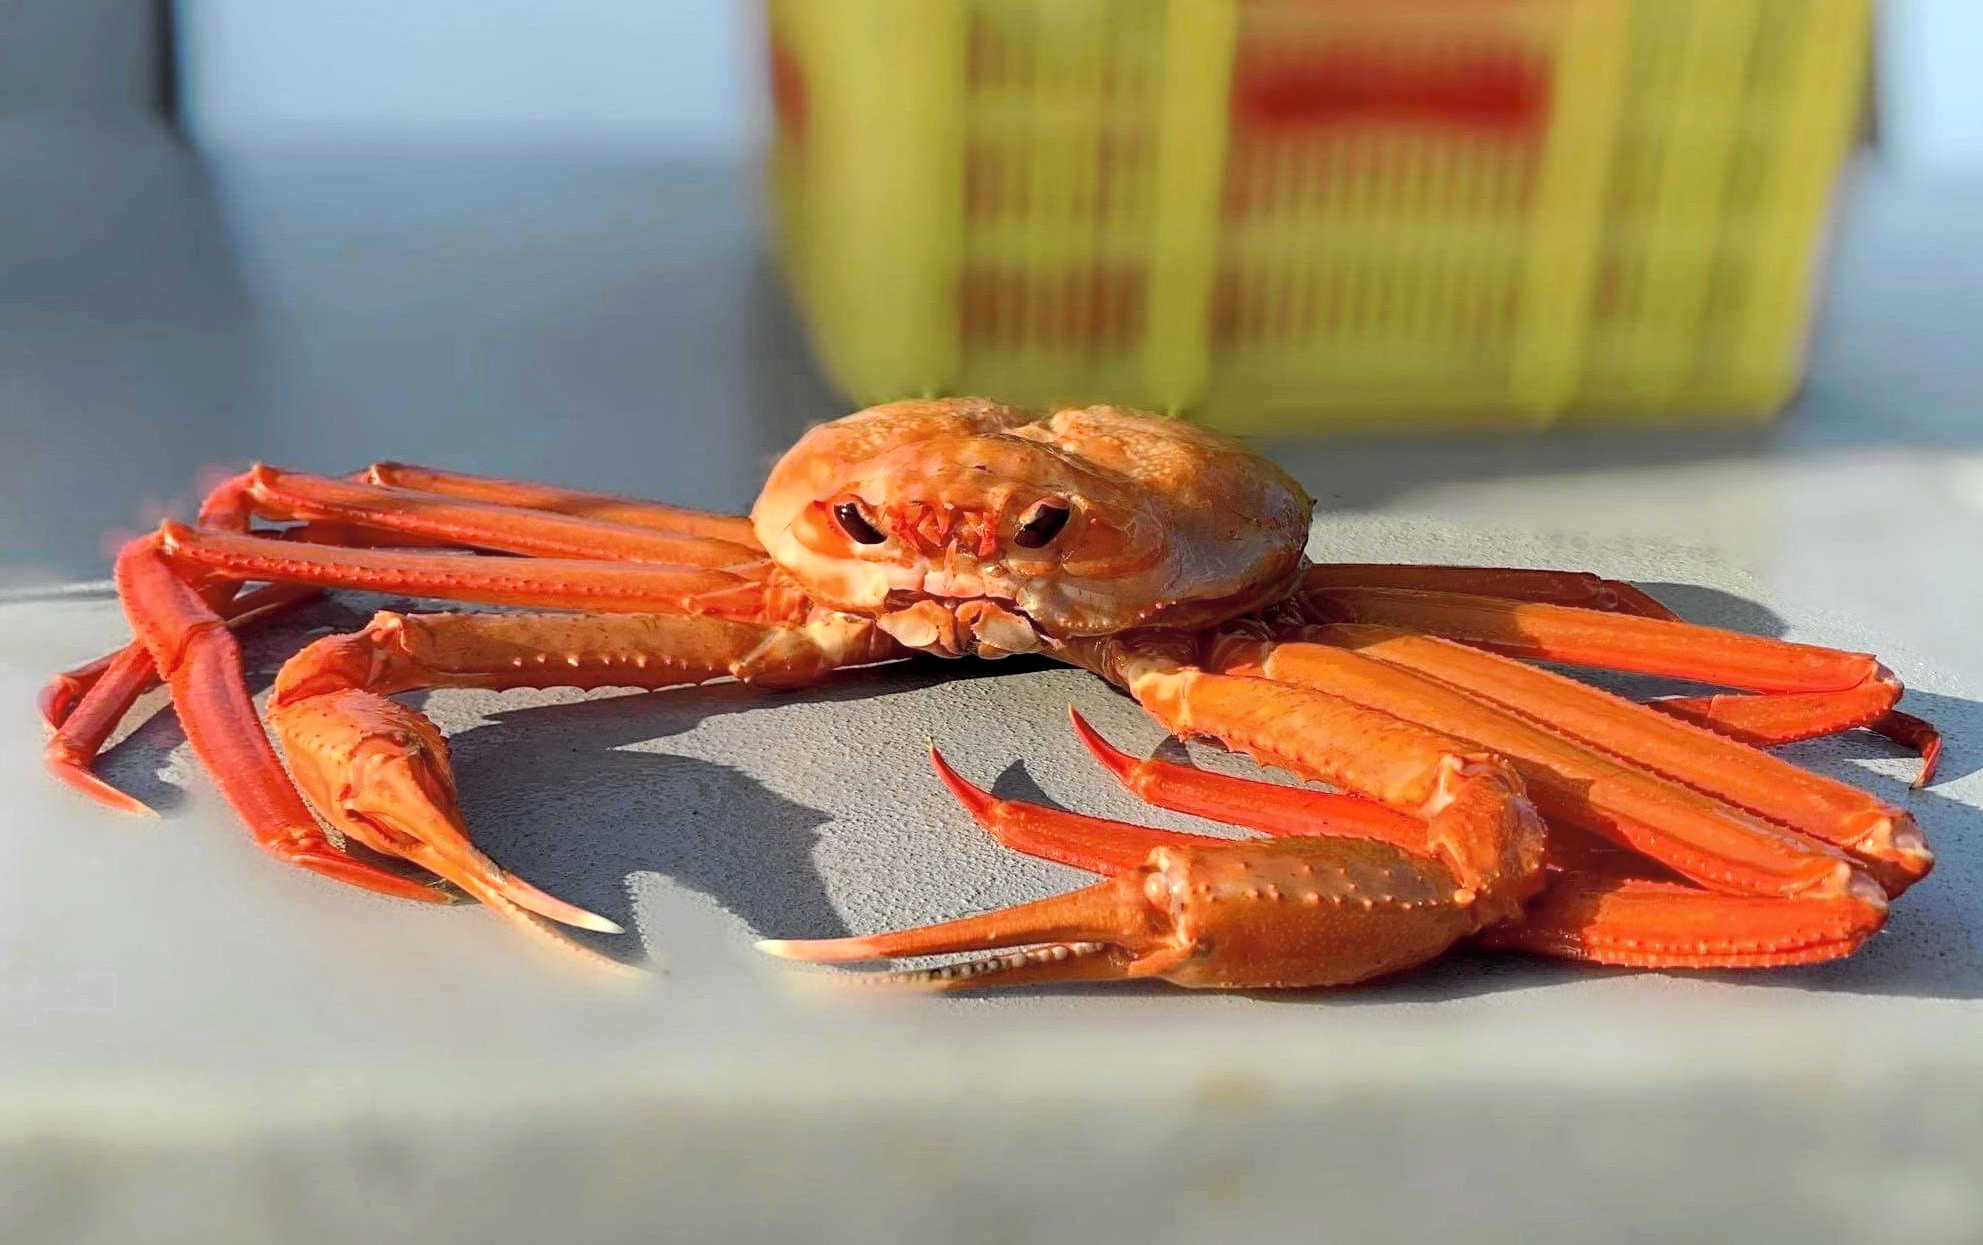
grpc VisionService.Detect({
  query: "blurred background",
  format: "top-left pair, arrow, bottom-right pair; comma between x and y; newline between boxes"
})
5,8 -> 1983,1242
1,0 -> 1977,588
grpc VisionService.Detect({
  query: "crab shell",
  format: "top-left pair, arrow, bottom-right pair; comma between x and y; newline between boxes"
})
751,399 -> 1314,656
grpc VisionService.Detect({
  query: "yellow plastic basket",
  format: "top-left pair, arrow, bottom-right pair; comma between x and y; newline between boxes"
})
765,0 -> 1869,434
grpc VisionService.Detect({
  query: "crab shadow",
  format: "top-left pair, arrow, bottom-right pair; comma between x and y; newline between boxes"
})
83,583 -> 1983,1000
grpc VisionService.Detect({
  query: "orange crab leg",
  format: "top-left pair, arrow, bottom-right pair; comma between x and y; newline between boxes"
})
925,743 -> 1235,875
264,608 -> 898,942
1301,564 -> 1678,620
1065,706 -> 1429,851
42,644 -> 159,814
1647,695 -> 1943,786
359,461 -> 761,546
42,582 -> 323,813
114,539 -> 453,903
1208,634 -> 1868,902
1479,871 -> 1888,969
922,718 -> 1885,972
212,466 -> 761,567
1306,585 -> 1938,782
1303,624 -> 1932,896
152,522 -> 777,616
765,652 -> 1549,990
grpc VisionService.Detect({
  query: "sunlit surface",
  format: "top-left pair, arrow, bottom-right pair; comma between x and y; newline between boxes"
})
3,4 -> 1981,1239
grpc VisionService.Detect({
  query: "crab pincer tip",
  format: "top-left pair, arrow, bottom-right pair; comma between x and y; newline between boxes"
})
927,746 -> 998,822
1066,705 -> 1138,783
756,937 -> 854,962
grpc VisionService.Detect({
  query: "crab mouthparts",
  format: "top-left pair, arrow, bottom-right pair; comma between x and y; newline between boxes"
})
877,597 -> 1042,658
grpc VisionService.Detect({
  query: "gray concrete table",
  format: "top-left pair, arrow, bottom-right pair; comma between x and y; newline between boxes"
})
2,124 -> 1980,1243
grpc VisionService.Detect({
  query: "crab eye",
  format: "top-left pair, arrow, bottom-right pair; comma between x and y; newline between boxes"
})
1013,499 -> 1071,549
832,500 -> 887,545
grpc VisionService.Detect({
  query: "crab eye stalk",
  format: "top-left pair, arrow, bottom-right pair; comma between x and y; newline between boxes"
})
1013,499 -> 1072,549
832,500 -> 887,545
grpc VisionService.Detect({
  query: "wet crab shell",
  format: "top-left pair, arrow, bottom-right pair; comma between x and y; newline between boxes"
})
750,399 -> 1315,643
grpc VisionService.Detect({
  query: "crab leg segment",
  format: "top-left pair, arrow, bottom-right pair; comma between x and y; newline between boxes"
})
154,523 -> 777,617
42,582 -> 323,814
213,467 -> 760,567
114,539 -> 454,903
1305,586 -> 1936,780
1209,634 -> 1869,902
1302,565 -> 1678,620
360,462 -> 761,546
1303,624 -> 1931,895
925,743 -> 1235,875
1066,707 -> 1431,854
1477,872 -> 1888,968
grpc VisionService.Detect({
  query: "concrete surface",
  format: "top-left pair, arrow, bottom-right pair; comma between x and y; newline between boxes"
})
1,130 -> 1980,1243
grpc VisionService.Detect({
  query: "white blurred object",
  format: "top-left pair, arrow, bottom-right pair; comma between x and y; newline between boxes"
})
1878,0 -> 1983,170
176,0 -> 767,155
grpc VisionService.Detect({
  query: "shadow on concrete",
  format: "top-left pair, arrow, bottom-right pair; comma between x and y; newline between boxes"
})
76,579 -> 1982,998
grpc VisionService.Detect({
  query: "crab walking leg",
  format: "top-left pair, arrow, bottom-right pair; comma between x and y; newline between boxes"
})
153,522 -> 779,617
44,460 -> 748,741
114,539 -> 457,903
1208,631 -> 1879,906
1479,871 -> 1887,968
39,650 -> 122,730
1306,585 -> 1938,779
923,744 -> 1244,876
1303,624 -> 1932,896
1646,695 -> 1943,787
361,461 -> 761,547
1301,565 -> 1678,620
39,571 -> 303,731
1065,706 -> 1433,854
1305,587 -> 1903,697
43,583 -> 324,813
202,466 -> 763,567
765,647 -> 1552,990
267,609 -> 900,937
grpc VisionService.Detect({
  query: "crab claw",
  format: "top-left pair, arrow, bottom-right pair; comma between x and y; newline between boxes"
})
268,691 -> 622,935
761,830 -> 1482,991
760,871 -> 1174,989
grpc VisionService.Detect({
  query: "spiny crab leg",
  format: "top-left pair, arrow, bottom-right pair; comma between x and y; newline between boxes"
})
764,677 -> 1890,991
44,462 -> 764,800
100,491 -> 798,914
1208,633 -> 1869,900
152,523 -> 775,615
206,466 -> 761,567
1298,623 -> 1932,895
1474,869 -> 1892,968
765,656 -> 1550,989
43,582 -> 322,814
1306,586 -> 1939,784
267,609 -> 899,947
1299,564 -> 1679,620
359,461 -> 762,547
115,539 -> 459,903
